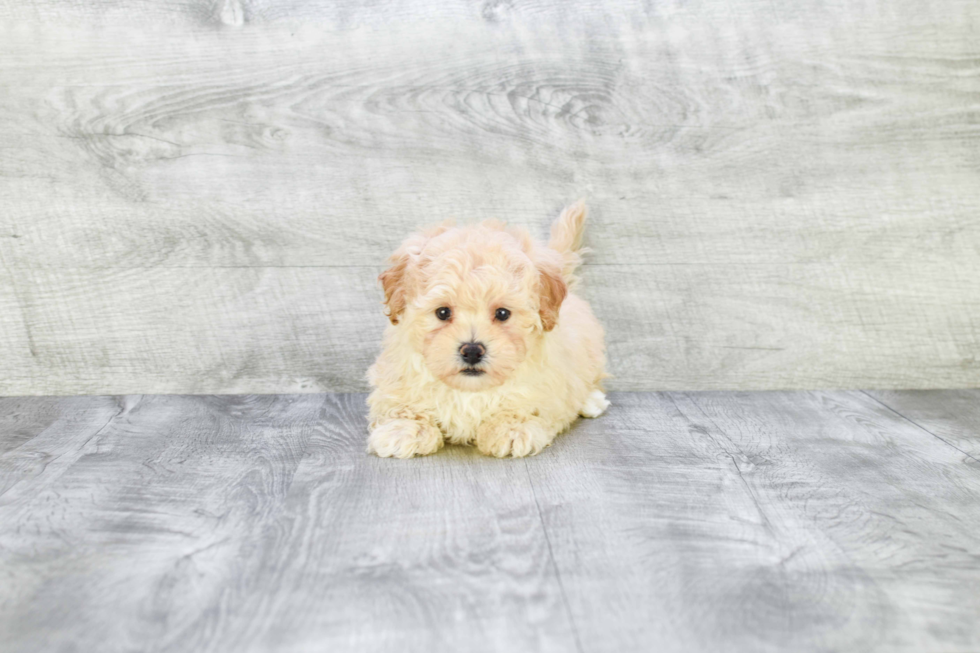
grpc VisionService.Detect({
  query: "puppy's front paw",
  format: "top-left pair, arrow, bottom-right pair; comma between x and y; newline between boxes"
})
368,419 -> 443,458
477,419 -> 553,458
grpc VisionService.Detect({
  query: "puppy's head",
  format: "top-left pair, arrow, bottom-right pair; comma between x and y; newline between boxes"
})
380,221 -> 566,391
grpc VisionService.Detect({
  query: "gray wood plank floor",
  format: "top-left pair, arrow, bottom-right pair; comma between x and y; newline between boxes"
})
1,390 -> 978,652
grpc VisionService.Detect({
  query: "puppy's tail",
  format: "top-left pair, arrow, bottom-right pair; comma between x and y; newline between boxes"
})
548,200 -> 589,285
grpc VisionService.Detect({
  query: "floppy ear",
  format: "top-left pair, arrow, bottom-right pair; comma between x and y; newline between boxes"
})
536,254 -> 568,332
379,250 -> 412,325
379,222 -> 453,325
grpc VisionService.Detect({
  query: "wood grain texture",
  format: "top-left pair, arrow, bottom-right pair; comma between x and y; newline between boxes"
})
0,394 -> 323,653
1,391 -> 979,652
198,393 -> 577,653
2,1 -> 980,394
865,389 -> 980,461
525,390 -> 980,652
0,393 -> 577,653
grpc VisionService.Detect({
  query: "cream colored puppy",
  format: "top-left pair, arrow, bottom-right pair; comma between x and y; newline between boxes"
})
367,202 -> 609,458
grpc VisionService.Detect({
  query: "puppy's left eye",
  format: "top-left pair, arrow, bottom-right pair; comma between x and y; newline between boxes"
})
495,308 -> 511,322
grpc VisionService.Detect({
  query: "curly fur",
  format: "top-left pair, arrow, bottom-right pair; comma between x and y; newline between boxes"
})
367,201 -> 609,458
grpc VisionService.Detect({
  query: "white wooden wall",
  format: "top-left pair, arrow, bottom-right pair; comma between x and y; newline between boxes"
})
1,0 -> 978,395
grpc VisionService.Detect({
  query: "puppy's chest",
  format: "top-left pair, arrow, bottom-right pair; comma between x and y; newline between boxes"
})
427,386 -> 512,440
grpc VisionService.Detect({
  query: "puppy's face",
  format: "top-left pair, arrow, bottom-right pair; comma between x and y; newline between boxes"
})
380,222 -> 566,392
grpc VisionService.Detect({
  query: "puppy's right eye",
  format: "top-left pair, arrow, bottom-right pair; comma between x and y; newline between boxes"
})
435,307 -> 452,321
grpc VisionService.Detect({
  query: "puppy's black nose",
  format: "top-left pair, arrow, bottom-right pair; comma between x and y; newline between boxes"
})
460,342 -> 485,365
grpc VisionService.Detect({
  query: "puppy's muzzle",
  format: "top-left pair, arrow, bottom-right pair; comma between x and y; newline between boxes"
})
459,342 -> 486,366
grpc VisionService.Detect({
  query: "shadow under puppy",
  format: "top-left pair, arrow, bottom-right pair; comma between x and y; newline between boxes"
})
367,202 -> 609,458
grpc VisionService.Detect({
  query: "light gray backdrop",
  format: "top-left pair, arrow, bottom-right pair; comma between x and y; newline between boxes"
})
1,0 -> 978,396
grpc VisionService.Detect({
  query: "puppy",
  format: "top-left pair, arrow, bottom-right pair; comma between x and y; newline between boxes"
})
366,202 -> 609,458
